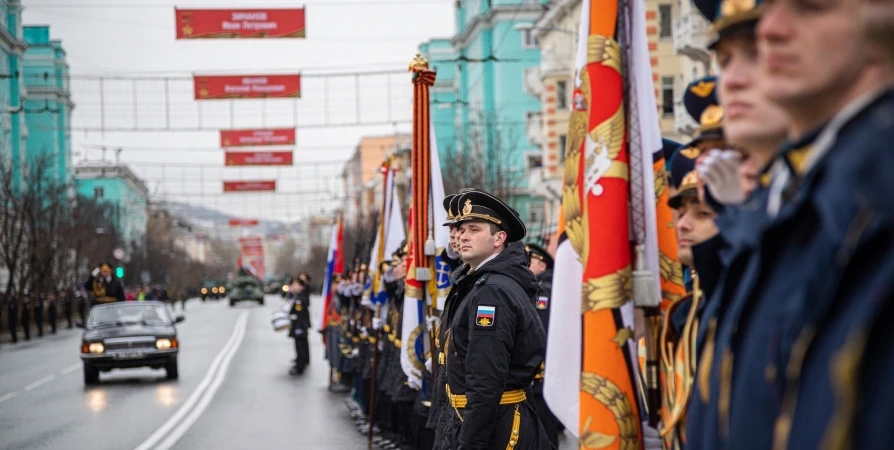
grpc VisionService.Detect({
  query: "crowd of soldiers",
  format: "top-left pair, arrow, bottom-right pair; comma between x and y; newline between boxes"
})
319,0 -> 894,448
320,190 -> 558,450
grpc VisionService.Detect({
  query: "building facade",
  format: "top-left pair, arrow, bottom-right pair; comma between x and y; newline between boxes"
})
418,38 -> 458,166
672,0 -> 712,135
23,25 -> 73,187
340,134 -> 411,230
450,0 -> 548,236
0,1 -> 27,185
74,164 -> 150,251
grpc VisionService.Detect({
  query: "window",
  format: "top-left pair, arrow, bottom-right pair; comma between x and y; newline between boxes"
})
94,187 -> 104,199
661,76 -> 675,116
527,153 -> 543,170
659,4 -> 673,40
528,202 -> 545,225
558,134 -> 568,163
521,29 -> 539,49
556,81 -> 568,110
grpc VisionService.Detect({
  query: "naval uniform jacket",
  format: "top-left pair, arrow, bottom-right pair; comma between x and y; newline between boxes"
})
688,89 -> 894,450
440,242 -> 550,450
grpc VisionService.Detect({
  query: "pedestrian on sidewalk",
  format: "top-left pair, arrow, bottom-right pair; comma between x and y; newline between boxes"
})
63,293 -> 73,329
34,294 -> 44,337
21,295 -> 32,341
7,296 -> 18,343
48,293 -> 58,335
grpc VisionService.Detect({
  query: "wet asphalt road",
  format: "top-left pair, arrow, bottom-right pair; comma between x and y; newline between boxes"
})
0,295 -> 368,450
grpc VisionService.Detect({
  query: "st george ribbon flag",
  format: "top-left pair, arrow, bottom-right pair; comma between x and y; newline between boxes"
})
319,219 -> 344,332
544,0 -> 669,446
401,56 -> 449,386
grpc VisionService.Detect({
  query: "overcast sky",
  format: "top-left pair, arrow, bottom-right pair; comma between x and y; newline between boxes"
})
24,0 -> 455,222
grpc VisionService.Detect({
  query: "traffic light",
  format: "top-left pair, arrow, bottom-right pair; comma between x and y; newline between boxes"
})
115,266 -> 125,279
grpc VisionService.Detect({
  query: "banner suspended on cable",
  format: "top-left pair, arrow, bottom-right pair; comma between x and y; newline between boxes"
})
225,151 -> 293,166
175,8 -> 306,39
221,128 -> 296,147
194,75 -> 301,100
228,218 -> 259,227
223,180 -> 276,192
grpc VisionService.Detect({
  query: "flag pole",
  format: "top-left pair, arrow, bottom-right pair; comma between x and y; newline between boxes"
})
367,160 -> 391,450
409,52 -> 438,393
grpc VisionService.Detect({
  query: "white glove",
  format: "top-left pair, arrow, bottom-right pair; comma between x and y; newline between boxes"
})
642,422 -> 662,450
697,149 -> 745,205
425,357 -> 432,373
351,348 -> 360,357
372,317 -> 384,330
425,315 -> 439,332
408,378 -> 422,390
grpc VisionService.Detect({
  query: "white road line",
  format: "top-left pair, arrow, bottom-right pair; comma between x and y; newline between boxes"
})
61,364 -> 81,375
0,393 -> 17,404
153,311 -> 249,450
133,311 -> 249,450
24,375 -> 56,392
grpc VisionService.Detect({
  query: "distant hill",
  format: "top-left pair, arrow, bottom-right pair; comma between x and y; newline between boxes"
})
160,201 -> 288,238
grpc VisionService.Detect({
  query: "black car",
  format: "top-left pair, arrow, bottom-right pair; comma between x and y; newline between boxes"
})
78,301 -> 185,385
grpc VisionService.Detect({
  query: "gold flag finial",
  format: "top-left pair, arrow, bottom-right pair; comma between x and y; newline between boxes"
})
409,54 -> 429,72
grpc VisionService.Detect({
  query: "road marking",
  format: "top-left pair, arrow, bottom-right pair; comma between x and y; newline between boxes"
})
0,393 -> 16,404
61,364 -> 81,375
133,311 -> 249,450
24,375 -> 56,391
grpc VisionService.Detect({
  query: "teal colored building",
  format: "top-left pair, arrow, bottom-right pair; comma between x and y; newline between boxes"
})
418,39 -> 458,170
438,0 -> 547,235
74,164 -> 150,251
0,1 -> 28,186
23,25 -> 73,187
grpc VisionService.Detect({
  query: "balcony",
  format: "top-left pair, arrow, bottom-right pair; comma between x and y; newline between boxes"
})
526,112 -> 543,147
673,12 -> 711,63
539,53 -> 572,78
523,67 -> 543,97
674,99 -> 699,136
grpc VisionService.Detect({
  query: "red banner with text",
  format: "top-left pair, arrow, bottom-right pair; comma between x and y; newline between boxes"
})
194,74 -> 301,100
175,8 -> 306,39
228,219 -> 259,227
221,128 -> 296,147
225,151 -> 293,166
223,180 -> 276,192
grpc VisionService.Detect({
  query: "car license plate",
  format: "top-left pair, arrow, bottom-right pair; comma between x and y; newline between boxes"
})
115,351 -> 145,360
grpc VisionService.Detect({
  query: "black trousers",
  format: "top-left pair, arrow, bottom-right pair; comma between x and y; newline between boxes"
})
21,310 -> 31,340
533,393 -> 560,449
48,303 -> 57,334
293,333 -> 310,373
35,306 -> 43,337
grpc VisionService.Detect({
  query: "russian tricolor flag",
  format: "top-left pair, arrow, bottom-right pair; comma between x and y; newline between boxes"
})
318,218 -> 343,332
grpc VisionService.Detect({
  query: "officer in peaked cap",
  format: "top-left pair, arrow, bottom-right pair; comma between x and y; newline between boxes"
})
661,148 -> 725,450
524,242 -> 560,449
694,0 -> 764,49
682,76 -> 726,152
435,190 -> 550,450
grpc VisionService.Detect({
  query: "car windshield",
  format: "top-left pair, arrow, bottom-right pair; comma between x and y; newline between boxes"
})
88,304 -> 171,328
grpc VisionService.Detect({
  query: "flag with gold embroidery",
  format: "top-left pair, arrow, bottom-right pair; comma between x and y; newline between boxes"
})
543,0 -> 674,446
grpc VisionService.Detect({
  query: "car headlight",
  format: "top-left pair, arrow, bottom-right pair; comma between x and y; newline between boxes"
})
282,285 -> 288,292
88,342 -> 104,354
211,287 -> 218,294
201,288 -> 208,294
156,338 -> 173,350
219,287 -> 226,294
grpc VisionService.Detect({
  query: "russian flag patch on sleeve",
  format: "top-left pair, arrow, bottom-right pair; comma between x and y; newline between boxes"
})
536,296 -> 548,310
476,305 -> 496,327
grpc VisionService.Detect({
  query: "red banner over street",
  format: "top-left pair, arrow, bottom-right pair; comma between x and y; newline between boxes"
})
225,151 -> 293,166
223,180 -> 276,192
175,8 -> 306,39
220,128 -> 296,147
228,218 -> 259,227
194,75 -> 301,100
